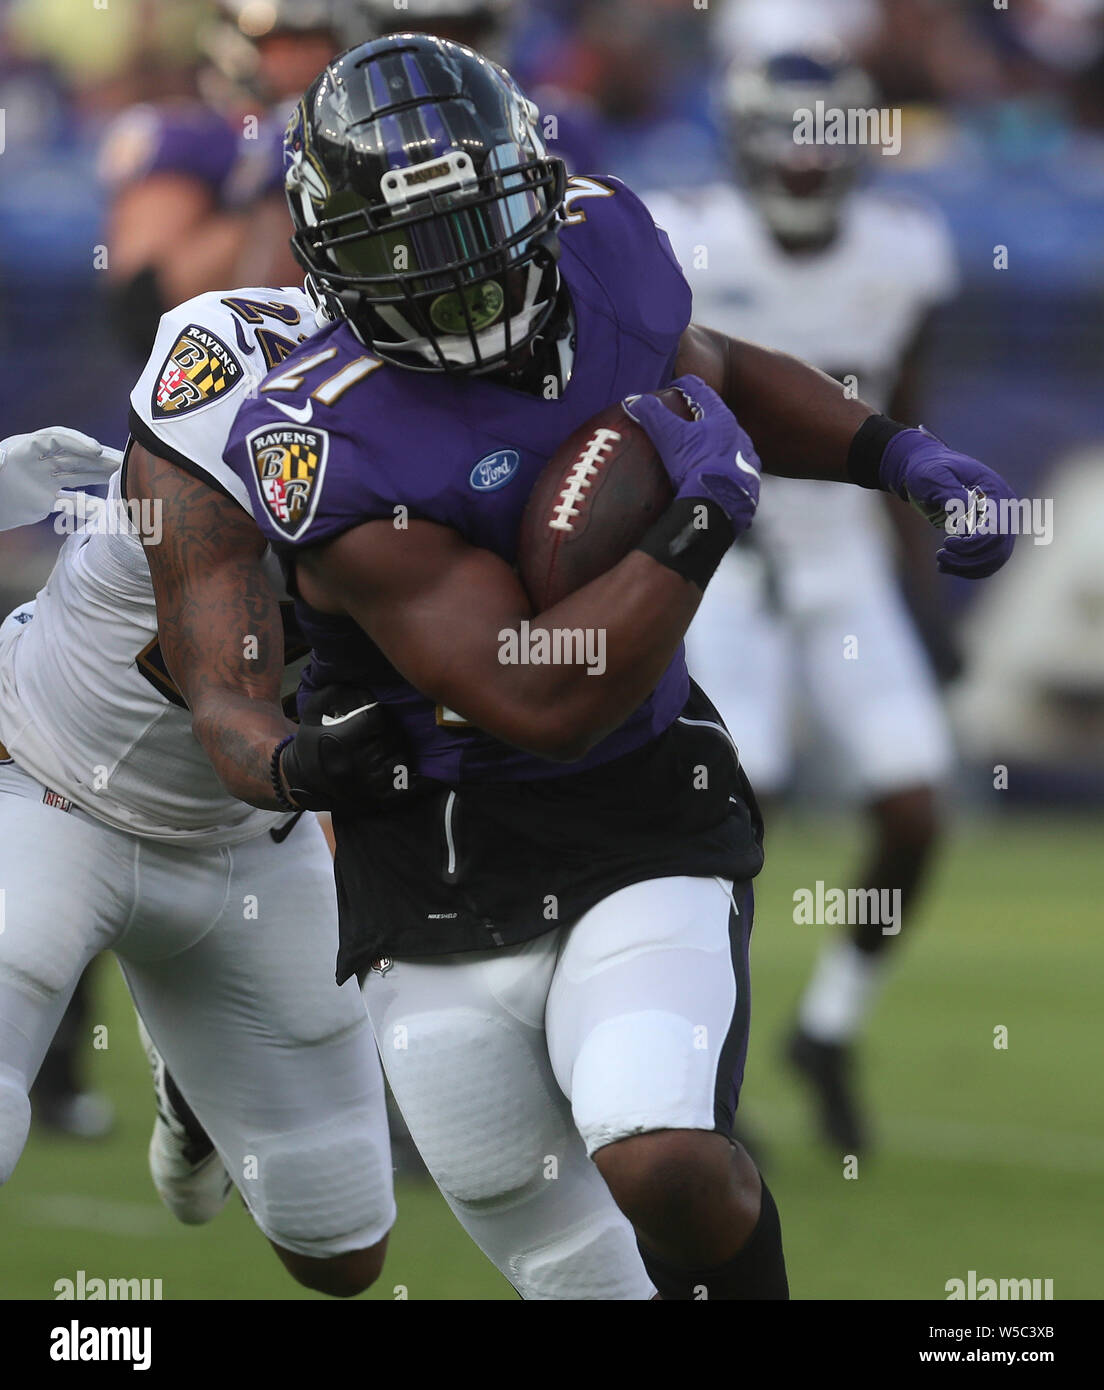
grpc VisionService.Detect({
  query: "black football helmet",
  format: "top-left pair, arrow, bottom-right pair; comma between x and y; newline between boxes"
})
725,48 -> 876,244
283,34 -> 566,374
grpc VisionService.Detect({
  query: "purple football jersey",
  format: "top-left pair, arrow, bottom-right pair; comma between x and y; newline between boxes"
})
225,176 -> 694,782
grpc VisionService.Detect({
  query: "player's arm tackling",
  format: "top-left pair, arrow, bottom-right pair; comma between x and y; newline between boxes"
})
127,443 -> 294,809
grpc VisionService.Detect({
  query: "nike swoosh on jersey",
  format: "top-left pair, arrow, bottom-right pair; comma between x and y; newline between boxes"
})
734,451 -> 758,477
320,703 -> 378,726
269,399 -> 315,424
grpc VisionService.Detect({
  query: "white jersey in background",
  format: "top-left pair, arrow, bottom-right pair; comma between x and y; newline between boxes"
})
646,183 -> 958,795
0,286 -> 318,843
649,183 -> 956,402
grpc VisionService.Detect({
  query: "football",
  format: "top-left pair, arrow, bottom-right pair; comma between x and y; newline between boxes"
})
517,388 -> 691,609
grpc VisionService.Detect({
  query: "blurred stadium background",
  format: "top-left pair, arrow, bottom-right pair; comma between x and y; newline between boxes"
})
0,0 -> 1101,1300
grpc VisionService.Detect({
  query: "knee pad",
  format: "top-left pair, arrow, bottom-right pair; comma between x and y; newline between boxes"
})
511,1215 -> 653,1301
238,1110 -> 395,1259
571,1010 -> 718,1156
383,1007 -> 568,1209
0,1068 -> 32,1185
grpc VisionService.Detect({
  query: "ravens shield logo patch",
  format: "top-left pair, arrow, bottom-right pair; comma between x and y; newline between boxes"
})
247,425 -> 329,540
153,325 -> 243,418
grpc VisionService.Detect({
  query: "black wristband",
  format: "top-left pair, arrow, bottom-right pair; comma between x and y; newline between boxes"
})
846,414 -> 910,489
270,735 -> 299,813
634,497 -> 734,590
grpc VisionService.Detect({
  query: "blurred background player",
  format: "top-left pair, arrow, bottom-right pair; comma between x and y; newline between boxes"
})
360,0 -> 604,173
100,1 -> 366,361
360,0 -> 512,57
647,48 -> 959,1154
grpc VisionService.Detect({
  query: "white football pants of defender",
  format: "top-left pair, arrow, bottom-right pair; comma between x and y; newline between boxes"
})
363,873 -> 751,1301
686,552 -> 953,798
0,763 -> 395,1259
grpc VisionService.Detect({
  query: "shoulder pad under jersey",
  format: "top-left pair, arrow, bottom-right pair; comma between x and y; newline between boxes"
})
224,321 -> 392,548
129,286 -> 319,510
559,175 -> 693,344
852,190 -> 961,308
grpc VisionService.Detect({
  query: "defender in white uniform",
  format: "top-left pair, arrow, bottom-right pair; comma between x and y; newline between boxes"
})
0,288 -> 395,1295
647,50 -> 957,1152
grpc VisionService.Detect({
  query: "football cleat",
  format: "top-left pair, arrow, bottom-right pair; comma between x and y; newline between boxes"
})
785,1027 -> 869,1154
137,1018 -> 232,1225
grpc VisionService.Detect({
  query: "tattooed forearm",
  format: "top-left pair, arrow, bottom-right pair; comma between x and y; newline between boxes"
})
190,693 -> 291,809
127,443 -> 294,809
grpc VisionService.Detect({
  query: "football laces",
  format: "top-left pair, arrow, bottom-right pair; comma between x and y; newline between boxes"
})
548,428 -> 621,533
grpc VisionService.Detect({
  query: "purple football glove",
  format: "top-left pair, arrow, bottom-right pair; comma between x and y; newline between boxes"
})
880,428 -> 1017,579
624,375 -> 762,538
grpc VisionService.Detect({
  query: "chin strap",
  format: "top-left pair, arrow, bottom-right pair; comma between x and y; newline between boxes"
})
504,294 -> 575,392
303,273 -> 336,328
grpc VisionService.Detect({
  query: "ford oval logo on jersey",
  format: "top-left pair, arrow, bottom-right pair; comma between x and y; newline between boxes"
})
470,450 -> 520,492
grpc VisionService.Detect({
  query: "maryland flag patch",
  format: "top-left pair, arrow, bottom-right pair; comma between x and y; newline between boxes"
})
152,324 -> 243,418
247,425 -> 329,541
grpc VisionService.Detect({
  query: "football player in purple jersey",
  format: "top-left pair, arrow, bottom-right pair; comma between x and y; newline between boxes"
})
126,36 -> 1016,1299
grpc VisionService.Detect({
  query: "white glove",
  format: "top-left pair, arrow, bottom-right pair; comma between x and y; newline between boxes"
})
0,427 -> 125,532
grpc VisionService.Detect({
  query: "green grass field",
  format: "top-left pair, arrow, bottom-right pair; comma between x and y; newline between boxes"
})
2,812 -> 1100,1301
